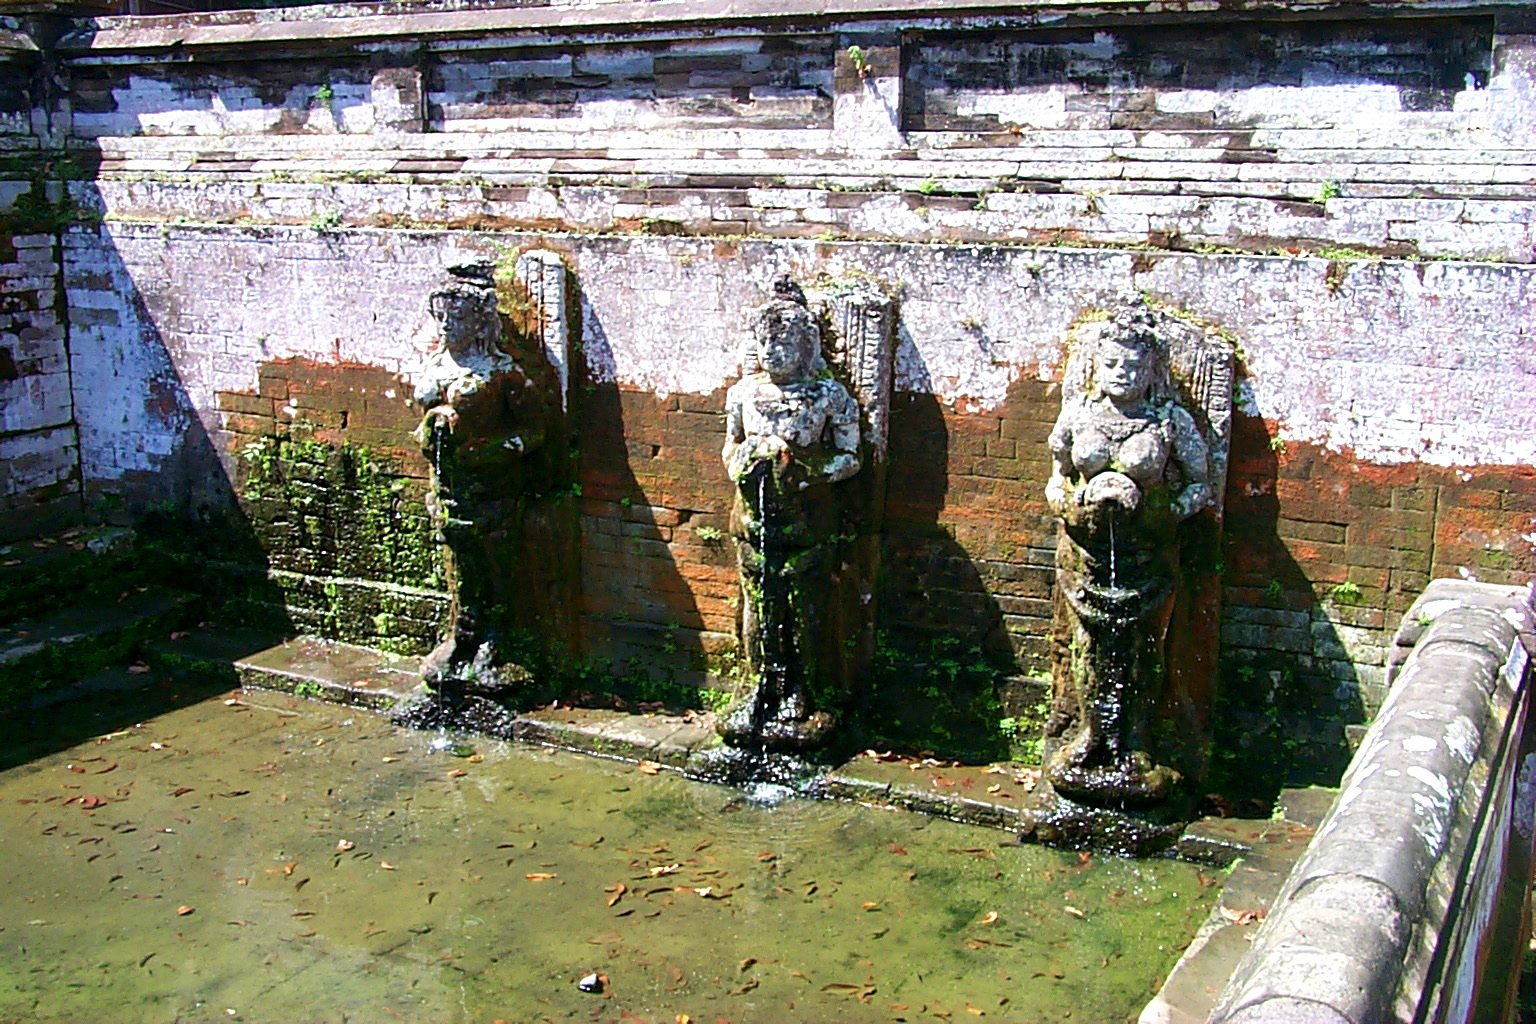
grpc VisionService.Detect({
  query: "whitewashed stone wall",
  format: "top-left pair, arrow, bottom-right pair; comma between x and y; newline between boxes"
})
67,223 -> 1536,498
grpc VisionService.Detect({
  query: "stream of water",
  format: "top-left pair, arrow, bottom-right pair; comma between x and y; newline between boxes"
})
0,678 -> 1215,1023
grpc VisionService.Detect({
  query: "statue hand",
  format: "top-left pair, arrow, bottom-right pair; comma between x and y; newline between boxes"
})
414,405 -> 459,447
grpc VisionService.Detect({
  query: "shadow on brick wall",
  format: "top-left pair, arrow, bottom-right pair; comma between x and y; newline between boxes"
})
572,299 -> 732,702
860,379 -> 1016,762
1209,410 -> 1364,805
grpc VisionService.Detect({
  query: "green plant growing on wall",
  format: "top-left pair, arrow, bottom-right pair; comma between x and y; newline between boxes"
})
315,79 -> 334,104
917,177 -> 939,196
846,45 -> 871,80
1268,437 -> 1287,454
699,688 -> 735,715
1329,580 -> 1364,606
695,525 -> 724,543
1264,578 -> 1284,602
310,211 -> 343,232
1312,179 -> 1342,204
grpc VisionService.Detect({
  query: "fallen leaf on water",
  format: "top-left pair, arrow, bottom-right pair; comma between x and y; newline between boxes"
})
127,663 -> 151,675
604,882 -> 627,907
446,769 -> 468,779
169,631 -> 190,640
176,905 -> 194,916
637,761 -> 662,775
381,757 -> 399,763
729,977 -> 758,996
950,848 -> 995,860
648,863 -> 681,877
336,840 -> 355,851
860,901 -> 880,911
887,844 -> 907,856
75,795 -> 107,809
282,861 -> 298,876
1063,906 -> 1086,919
738,957 -> 757,972
756,852 -> 777,862
986,784 -> 1002,794
379,862 -> 397,871
585,931 -> 624,945
525,872 -> 556,881
467,755 -> 484,763
966,1004 -> 984,1015
979,911 -> 998,925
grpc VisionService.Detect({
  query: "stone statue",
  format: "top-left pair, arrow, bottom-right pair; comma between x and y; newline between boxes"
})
718,277 -> 862,754
411,261 -> 551,698
1043,297 -> 1218,808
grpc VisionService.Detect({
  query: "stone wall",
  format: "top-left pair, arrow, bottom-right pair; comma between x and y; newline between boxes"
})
0,34 -> 81,542
1,0 -> 1533,766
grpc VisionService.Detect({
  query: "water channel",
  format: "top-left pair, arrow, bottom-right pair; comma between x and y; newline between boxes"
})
0,674 -> 1216,1023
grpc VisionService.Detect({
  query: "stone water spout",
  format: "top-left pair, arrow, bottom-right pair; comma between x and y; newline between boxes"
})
713,275 -> 893,763
1024,295 -> 1233,848
399,258 -> 568,726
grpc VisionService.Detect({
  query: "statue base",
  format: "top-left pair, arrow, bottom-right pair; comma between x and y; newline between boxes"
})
389,687 -> 519,739
1015,784 -> 1193,856
689,743 -> 822,791
715,684 -> 836,754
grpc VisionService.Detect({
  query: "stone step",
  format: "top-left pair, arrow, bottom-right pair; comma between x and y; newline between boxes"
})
1140,800 -> 1331,1024
0,585 -> 195,708
0,526 -> 138,628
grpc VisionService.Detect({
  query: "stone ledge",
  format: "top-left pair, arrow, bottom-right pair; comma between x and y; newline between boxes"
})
64,0 -> 1524,54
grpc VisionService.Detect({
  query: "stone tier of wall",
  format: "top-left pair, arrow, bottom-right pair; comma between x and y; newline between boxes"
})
42,0 -> 1536,261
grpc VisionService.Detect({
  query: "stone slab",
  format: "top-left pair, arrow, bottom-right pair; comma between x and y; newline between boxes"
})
233,636 -> 421,712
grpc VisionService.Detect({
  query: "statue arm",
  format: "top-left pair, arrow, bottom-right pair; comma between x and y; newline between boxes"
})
722,392 -> 753,481
1168,405 -> 1213,520
1045,410 -> 1076,516
821,388 -> 861,483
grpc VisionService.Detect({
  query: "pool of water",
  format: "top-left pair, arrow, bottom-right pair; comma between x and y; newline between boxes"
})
0,680 -> 1216,1024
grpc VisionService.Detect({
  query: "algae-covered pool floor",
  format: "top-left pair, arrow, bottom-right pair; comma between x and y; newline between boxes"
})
0,681 -> 1217,1024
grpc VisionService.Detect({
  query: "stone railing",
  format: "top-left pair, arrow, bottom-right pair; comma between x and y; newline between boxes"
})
1209,578 -> 1536,1024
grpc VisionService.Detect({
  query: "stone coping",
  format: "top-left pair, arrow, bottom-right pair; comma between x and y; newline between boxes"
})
1208,579 -> 1536,1024
60,0 -> 1524,54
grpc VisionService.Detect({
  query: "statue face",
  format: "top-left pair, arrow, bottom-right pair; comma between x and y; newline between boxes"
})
1097,339 -> 1152,403
759,312 -> 817,384
431,290 -> 492,355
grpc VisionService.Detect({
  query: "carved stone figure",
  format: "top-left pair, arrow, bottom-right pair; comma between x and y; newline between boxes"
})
411,261 -> 552,697
1043,297 -> 1229,808
718,277 -> 863,753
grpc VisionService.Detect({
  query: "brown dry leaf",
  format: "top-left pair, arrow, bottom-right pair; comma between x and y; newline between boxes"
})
77,795 -> 107,809
979,911 -> 999,925
176,905 -> 194,916
524,872 -> 557,881
283,861 -> 297,876
1063,906 -> 1086,919
887,844 -> 908,856
756,852 -> 777,862
336,840 -> 355,852
738,957 -> 757,972
467,754 -> 484,763
860,901 -> 880,912
637,761 -> 662,775
648,863 -> 681,877
379,862 -> 398,871
605,882 -> 627,907
966,1004 -> 985,1016
381,757 -> 399,763
1219,906 -> 1264,926
986,784 -> 1003,794
446,769 -> 468,779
